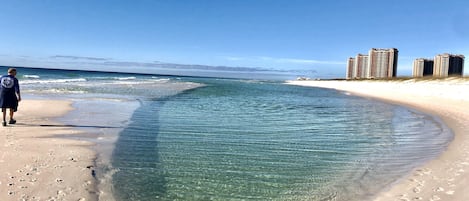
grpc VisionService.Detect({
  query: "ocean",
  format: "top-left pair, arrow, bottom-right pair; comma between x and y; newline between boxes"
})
4,66 -> 453,201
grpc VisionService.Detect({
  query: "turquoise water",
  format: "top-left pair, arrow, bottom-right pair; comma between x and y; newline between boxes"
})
110,79 -> 451,200
7,67 -> 453,201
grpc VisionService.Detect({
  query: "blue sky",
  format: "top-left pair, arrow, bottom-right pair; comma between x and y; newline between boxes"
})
1,0 -> 468,78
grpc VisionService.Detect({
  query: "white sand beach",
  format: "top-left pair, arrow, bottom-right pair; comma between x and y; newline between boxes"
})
2,79 -> 468,201
287,78 -> 469,201
0,100 -> 97,201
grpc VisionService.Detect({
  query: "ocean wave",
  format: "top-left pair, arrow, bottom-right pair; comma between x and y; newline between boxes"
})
21,78 -> 87,84
152,78 -> 170,82
115,77 -> 137,80
24,88 -> 87,94
23,74 -> 41,79
88,76 -> 137,81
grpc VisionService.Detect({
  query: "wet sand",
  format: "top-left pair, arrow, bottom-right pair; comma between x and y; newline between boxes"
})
287,78 -> 469,201
0,99 -> 97,201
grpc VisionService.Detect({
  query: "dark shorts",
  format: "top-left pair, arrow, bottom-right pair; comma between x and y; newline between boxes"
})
0,91 -> 18,112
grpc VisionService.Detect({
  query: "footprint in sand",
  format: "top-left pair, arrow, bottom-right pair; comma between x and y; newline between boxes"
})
409,178 -> 424,185
413,187 -> 421,193
446,190 -> 455,195
413,169 -> 431,176
430,195 -> 441,201
397,194 -> 409,201
434,187 -> 444,192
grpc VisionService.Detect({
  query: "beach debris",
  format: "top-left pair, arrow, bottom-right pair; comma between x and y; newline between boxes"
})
86,165 -> 96,178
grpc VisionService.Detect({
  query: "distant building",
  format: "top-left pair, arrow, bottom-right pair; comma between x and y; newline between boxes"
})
346,57 -> 355,79
368,48 -> 398,78
345,48 -> 398,79
433,53 -> 465,77
413,58 -> 434,77
355,54 -> 369,78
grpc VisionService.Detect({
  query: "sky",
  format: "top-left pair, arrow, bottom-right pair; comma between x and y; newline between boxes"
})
1,0 -> 468,78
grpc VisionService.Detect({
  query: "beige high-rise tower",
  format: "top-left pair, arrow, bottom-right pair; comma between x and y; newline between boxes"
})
355,54 -> 369,78
433,53 -> 465,77
413,58 -> 434,77
346,57 -> 355,79
367,48 -> 398,78
345,48 -> 399,79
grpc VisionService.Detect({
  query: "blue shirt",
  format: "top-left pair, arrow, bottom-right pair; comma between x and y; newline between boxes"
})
0,75 -> 20,94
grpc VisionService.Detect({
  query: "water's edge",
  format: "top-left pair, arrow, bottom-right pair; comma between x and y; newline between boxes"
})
32,81 -> 454,201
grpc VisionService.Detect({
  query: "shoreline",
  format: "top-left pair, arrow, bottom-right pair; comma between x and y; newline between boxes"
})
0,99 -> 98,201
286,79 -> 469,201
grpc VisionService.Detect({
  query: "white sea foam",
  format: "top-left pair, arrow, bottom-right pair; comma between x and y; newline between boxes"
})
21,78 -> 87,84
23,74 -> 40,79
24,89 -> 87,94
115,77 -> 137,80
152,78 -> 170,82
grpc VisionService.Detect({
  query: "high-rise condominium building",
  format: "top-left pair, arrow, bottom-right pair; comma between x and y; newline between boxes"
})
433,53 -> 465,77
413,58 -> 434,77
355,54 -> 369,78
346,57 -> 355,79
346,48 -> 399,79
368,48 -> 398,78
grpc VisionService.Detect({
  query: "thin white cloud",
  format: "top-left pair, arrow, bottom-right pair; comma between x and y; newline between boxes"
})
270,57 -> 345,65
223,56 -> 345,65
224,56 -> 246,61
51,55 -> 110,61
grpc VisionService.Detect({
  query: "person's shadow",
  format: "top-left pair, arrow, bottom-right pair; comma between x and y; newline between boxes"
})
14,123 -> 122,129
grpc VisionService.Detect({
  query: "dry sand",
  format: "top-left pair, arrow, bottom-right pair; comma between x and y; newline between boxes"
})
0,100 -> 97,201
287,78 -> 469,201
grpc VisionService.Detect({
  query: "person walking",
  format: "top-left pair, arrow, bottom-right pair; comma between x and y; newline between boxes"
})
1,68 -> 21,126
